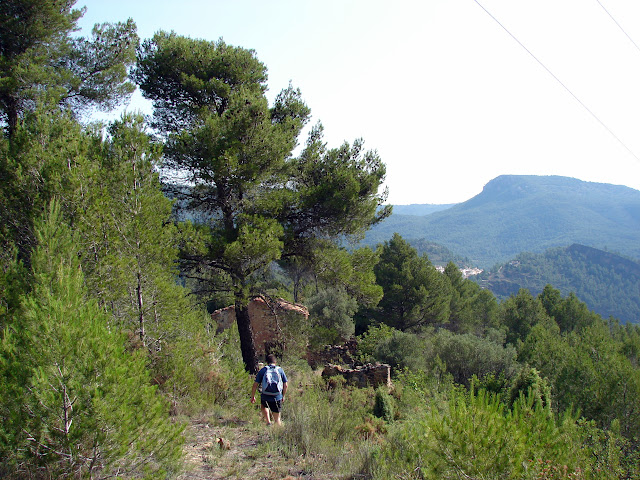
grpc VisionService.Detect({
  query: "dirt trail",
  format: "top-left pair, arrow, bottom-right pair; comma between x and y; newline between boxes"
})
177,417 -> 301,480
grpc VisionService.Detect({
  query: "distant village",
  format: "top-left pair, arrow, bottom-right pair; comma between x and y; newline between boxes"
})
435,265 -> 483,278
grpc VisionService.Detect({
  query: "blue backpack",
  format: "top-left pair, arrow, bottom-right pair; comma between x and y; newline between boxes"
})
261,365 -> 283,396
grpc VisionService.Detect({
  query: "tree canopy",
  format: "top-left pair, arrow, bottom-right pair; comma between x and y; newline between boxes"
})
372,233 -> 449,331
0,0 -> 137,137
135,32 -> 390,372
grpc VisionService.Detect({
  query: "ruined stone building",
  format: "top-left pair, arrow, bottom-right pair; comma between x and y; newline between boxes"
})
211,296 -> 309,358
212,296 -> 392,389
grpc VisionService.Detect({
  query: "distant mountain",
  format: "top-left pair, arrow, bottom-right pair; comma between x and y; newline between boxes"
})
364,175 -> 640,268
475,244 -> 640,323
390,204 -> 455,216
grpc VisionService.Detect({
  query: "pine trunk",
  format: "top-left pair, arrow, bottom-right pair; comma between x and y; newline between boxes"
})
235,299 -> 258,374
137,271 -> 145,344
6,96 -> 18,140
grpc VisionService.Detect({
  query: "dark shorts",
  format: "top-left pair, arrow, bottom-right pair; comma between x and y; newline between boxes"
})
261,398 -> 283,413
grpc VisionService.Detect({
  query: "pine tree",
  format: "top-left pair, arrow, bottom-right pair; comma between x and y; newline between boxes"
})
78,113 -> 212,409
80,114 -> 183,343
0,109 -> 92,267
373,233 -> 450,331
500,288 -> 552,345
135,33 -> 389,372
0,0 -> 137,138
443,261 -> 479,333
1,201 -> 184,478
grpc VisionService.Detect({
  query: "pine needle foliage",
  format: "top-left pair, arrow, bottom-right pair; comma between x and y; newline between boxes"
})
1,201 -> 184,479
371,385 -> 611,480
373,386 -> 395,422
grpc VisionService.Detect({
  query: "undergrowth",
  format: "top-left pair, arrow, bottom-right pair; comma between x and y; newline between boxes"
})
268,372 -> 386,478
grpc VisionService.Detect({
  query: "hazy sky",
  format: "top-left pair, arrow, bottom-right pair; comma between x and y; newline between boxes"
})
77,0 -> 640,205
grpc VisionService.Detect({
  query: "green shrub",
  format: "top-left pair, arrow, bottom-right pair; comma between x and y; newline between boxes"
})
508,366 -> 551,410
373,387 -> 395,422
375,329 -> 431,372
308,286 -> 358,346
356,323 -> 396,362
369,386 -> 616,480
473,372 -> 511,397
431,329 -> 518,386
1,203 -> 184,478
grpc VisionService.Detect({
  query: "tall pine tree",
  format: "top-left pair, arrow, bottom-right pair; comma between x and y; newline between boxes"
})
0,0 -> 137,138
78,114 -> 212,407
135,33 -> 389,372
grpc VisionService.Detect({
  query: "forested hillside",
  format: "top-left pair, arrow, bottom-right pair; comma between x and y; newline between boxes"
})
2,2 -> 640,479
477,244 -> 640,323
364,175 -> 640,268
404,237 -> 470,267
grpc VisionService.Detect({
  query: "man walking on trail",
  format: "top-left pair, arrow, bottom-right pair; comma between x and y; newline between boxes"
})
251,354 -> 288,426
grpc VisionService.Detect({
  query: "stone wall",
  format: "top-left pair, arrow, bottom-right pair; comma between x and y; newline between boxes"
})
306,340 -> 358,369
213,301 -> 391,390
211,296 -> 309,358
321,363 -> 391,389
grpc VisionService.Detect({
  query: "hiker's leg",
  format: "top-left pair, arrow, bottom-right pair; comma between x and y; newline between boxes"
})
260,404 -> 272,424
268,399 -> 283,426
272,411 -> 282,426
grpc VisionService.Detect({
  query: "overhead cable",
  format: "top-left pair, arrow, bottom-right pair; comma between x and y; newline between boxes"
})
596,0 -> 640,56
471,0 -> 640,163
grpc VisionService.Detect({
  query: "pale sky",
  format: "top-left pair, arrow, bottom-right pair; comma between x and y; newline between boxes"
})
77,0 -> 640,205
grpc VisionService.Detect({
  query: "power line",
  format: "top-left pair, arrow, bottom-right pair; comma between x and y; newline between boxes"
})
596,0 -> 640,56
471,0 -> 640,163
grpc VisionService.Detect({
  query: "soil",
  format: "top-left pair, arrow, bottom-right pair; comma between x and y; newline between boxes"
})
177,416 -> 304,480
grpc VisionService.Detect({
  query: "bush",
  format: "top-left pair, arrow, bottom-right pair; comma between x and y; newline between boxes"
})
369,387 -> 608,480
508,366 -> 552,410
375,329 -> 431,372
373,387 -> 395,422
308,286 -> 358,346
432,329 -> 518,386
356,323 -> 397,362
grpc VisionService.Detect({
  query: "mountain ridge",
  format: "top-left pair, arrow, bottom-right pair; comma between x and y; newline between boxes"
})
476,243 -> 640,323
366,175 -> 640,268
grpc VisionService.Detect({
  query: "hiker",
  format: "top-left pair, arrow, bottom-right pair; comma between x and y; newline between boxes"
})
250,354 -> 288,426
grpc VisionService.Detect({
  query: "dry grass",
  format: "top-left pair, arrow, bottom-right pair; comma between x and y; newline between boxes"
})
177,414 -> 300,480
175,368 -> 383,480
